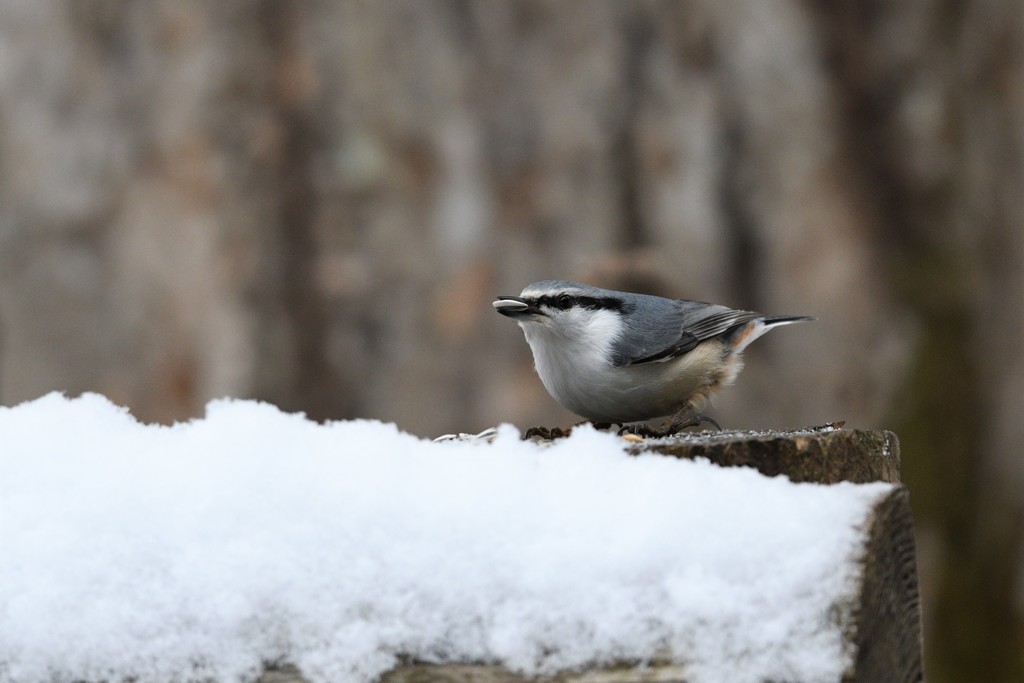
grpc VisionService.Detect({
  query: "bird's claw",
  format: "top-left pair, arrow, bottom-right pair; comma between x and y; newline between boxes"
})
618,414 -> 722,438
683,414 -> 723,432
617,423 -> 658,438
524,425 -> 570,440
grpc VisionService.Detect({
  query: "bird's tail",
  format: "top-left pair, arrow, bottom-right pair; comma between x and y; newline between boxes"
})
730,315 -> 815,353
762,315 -> 816,327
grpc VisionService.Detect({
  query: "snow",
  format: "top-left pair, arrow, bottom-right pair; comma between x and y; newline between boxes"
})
0,393 -> 894,683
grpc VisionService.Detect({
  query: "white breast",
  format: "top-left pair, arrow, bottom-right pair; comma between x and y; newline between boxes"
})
519,309 -> 619,413
518,310 -> 717,423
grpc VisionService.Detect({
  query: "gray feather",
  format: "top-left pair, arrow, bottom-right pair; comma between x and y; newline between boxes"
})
610,296 -> 761,367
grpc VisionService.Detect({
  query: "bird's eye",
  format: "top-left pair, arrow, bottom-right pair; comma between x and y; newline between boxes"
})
557,294 -> 573,309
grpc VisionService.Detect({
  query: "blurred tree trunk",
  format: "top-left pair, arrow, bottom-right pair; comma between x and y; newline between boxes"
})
0,2 -> 1021,680
811,2 -> 1024,679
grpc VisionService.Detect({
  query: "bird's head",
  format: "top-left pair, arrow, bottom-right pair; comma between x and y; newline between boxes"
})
493,280 -> 631,338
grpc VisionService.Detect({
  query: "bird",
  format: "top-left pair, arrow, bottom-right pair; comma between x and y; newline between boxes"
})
493,280 -> 813,436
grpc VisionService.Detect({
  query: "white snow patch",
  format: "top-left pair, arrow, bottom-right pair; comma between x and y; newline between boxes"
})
0,393 -> 893,683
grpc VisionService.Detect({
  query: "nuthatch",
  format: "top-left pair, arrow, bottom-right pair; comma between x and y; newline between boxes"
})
494,280 -> 813,435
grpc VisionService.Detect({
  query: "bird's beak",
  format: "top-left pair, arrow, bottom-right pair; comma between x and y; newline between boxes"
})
493,296 -> 542,319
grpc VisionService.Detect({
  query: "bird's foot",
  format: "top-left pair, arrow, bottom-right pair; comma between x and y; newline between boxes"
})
523,425 -> 571,440
671,413 -> 722,433
618,414 -> 722,438
617,423 -> 659,438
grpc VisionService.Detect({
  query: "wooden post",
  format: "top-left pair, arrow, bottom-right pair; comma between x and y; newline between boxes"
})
258,428 -> 923,683
851,487 -> 923,683
635,427 -> 902,485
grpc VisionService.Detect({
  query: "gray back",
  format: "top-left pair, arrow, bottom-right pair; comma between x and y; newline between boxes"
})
612,294 -> 760,366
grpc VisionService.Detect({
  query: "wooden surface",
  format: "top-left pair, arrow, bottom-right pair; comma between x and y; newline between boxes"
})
634,427 -> 902,485
850,488 -> 924,683
380,664 -> 689,683
262,662 -> 691,683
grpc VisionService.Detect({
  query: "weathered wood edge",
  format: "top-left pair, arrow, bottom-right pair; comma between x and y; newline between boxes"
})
259,662 -> 690,683
380,662 -> 689,683
633,428 -> 901,484
847,487 -> 924,683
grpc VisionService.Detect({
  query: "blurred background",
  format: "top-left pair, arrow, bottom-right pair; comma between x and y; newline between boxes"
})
0,1 -> 1021,680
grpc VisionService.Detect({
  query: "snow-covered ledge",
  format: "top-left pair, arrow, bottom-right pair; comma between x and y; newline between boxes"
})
0,394 -> 922,683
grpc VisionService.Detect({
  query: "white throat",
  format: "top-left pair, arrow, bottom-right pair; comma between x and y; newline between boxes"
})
518,308 -> 623,415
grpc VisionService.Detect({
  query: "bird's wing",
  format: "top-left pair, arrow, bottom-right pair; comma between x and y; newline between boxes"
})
610,298 -> 761,367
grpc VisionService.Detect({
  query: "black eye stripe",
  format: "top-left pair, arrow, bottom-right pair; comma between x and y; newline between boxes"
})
532,294 -> 629,312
